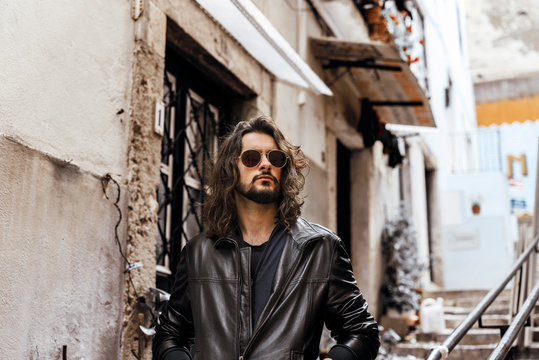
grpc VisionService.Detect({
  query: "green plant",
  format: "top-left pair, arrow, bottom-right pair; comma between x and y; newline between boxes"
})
381,204 -> 423,313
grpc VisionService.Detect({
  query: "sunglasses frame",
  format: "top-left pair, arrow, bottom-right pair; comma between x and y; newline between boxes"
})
238,149 -> 289,168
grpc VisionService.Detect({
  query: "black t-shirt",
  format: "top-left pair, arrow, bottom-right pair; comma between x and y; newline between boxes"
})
240,239 -> 268,282
238,224 -> 287,328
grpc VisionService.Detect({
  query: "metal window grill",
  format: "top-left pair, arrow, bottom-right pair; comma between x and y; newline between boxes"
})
156,72 -> 219,285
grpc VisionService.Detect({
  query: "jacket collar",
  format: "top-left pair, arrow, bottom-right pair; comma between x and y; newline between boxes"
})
214,217 -> 326,247
288,217 -> 327,245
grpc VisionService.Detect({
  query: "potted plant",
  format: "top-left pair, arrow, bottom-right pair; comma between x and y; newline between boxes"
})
380,204 -> 423,333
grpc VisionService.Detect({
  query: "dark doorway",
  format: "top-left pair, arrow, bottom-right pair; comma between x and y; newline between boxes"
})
337,140 -> 352,256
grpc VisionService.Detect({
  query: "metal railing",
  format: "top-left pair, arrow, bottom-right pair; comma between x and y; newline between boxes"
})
488,280 -> 539,359
425,233 -> 539,360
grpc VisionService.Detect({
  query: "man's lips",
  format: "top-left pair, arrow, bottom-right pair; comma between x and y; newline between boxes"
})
253,174 -> 277,183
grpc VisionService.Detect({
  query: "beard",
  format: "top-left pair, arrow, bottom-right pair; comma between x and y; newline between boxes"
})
236,178 -> 281,204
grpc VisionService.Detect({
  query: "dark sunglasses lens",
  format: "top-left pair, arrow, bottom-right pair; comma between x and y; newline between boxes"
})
268,150 -> 287,167
241,150 -> 262,167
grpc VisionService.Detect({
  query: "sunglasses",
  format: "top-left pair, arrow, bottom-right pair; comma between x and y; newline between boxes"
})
238,149 -> 288,168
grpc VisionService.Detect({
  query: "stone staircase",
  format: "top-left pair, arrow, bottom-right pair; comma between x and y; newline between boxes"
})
383,289 -> 539,359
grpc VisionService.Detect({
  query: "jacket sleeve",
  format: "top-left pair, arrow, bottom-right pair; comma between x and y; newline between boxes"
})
152,244 -> 195,360
324,238 -> 380,360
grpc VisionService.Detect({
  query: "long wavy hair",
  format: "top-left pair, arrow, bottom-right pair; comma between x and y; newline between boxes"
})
202,115 -> 308,238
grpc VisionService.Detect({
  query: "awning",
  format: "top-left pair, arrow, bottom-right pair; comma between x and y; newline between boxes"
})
193,0 -> 333,96
310,36 -> 435,127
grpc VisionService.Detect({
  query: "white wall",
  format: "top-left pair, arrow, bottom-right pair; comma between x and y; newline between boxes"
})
484,120 -> 539,216
0,0 -> 134,176
0,0 -> 135,358
442,215 -> 515,289
442,172 -> 513,221
406,138 -> 430,282
440,172 -> 517,289
419,0 -> 477,186
461,0 -> 539,82
436,120 -> 539,290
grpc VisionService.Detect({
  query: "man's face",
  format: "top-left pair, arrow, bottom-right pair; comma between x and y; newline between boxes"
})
235,132 -> 283,204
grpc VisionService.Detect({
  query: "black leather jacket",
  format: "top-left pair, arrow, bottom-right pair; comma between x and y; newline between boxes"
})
153,217 -> 380,360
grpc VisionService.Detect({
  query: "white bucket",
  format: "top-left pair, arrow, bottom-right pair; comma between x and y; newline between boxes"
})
420,297 -> 445,333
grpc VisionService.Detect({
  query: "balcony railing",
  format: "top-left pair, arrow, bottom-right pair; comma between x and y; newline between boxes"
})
448,128 -> 503,174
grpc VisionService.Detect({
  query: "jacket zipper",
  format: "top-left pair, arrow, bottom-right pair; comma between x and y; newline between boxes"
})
239,236 -> 321,359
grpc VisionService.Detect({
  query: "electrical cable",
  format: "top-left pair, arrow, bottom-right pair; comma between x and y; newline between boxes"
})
101,173 -> 139,300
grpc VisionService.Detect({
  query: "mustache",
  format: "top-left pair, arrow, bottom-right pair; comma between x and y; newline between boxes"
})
252,172 -> 278,184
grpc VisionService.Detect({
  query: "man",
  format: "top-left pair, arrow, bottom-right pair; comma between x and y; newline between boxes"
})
152,116 -> 380,360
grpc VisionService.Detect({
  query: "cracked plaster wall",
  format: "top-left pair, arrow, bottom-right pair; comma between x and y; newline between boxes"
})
462,0 -> 539,82
121,42 -> 164,360
0,136 -> 127,359
0,0 -> 135,358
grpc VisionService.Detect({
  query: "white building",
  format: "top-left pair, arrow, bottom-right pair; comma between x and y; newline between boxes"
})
378,0 -> 479,288
434,0 -> 539,289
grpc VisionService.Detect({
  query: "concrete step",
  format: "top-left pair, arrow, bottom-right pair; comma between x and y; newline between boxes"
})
390,342 -> 497,359
531,327 -> 539,341
444,305 -> 510,316
444,314 -> 510,329
514,343 -> 539,359
422,289 -> 512,309
391,342 -> 539,359
415,328 -> 501,345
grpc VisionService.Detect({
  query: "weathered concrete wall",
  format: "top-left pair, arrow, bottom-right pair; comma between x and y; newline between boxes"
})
120,3 -> 166,360
461,0 -> 539,82
0,0 -> 134,176
274,82 -> 328,170
0,136 -> 126,359
406,138 -> 430,285
425,168 -> 444,286
474,73 -> 539,103
303,160 -> 330,228
1,1 -> 135,359
350,143 -> 400,319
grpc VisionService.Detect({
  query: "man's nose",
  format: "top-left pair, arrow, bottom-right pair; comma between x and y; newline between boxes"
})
259,153 -> 272,168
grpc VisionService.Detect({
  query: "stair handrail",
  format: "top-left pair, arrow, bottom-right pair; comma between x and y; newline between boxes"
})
425,233 -> 539,360
487,279 -> 539,360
